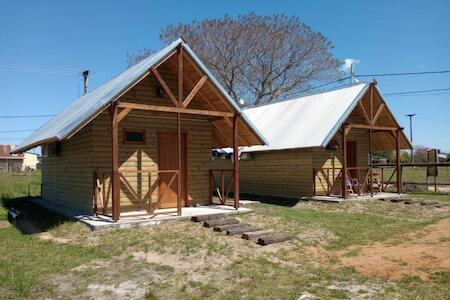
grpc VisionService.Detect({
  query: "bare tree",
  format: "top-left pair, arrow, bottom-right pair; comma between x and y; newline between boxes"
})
130,13 -> 341,106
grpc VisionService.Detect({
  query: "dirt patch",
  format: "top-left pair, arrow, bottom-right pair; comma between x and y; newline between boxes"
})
38,232 -> 72,244
0,220 -> 11,229
340,218 -> 450,280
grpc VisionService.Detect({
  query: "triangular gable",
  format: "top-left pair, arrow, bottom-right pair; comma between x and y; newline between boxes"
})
13,39 -> 267,153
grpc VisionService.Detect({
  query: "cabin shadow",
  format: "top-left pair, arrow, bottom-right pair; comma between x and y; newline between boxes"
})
240,193 -> 303,207
1,196 -> 73,234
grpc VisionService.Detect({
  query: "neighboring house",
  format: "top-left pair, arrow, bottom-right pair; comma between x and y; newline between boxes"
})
0,145 -> 23,172
213,82 -> 411,199
22,152 -> 39,170
12,39 -> 266,221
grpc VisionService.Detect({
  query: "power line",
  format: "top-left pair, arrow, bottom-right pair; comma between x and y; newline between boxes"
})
0,130 -> 35,133
384,87 -> 450,96
358,70 -> 450,77
0,114 -> 56,118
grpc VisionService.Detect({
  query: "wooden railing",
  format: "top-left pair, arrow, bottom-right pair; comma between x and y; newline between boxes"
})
93,169 -> 180,216
313,166 -> 395,196
210,169 -> 234,205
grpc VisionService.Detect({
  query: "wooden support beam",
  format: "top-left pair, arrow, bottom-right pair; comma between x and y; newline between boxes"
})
109,103 -> 120,221
178,46 -> 183,105
118,102 -> 234,117
341,125 -> 348,199
177,112 -> 182,216
369,127 -> 373,197
116,107 -> 132,123
371,103 -> 385,126
346,124 -> 398,131
396,129 -> 402,194
358,101 -> 371,125
182,75 -> 208,108
150,67 -> 179,107
233,115 -> 240,209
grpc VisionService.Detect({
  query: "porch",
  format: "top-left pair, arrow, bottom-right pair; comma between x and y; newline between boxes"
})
79,205 -> 252,231
313,81 -> 411,199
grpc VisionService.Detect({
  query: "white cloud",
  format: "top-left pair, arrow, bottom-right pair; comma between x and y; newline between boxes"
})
341,58 -> 359,73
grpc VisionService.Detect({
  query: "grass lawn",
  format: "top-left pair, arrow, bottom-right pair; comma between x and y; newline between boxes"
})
0,171 -> 449,299
373,165 -> 450,185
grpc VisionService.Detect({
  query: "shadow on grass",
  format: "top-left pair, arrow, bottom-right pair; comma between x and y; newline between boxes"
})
240,193 -> 304,207
1,196 -> 74,234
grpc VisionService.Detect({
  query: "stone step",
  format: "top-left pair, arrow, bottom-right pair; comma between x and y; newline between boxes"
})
191,213 -> 225,223
213,223 -> 248,232
227,226 -> 262,236
257,234 -> 290,246
204,218 -> 239,228
241,230 -> 275,240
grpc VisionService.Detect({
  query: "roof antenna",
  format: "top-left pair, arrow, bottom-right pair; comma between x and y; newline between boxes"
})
82,70 -> 89,95
349,62 -> 355,84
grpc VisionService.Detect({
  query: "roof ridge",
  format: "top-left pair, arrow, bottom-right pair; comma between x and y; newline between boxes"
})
244,82 -> 369,110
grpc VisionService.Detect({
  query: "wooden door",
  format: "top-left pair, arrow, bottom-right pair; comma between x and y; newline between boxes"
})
346,141 -> 357,179
157,132 -> 187,209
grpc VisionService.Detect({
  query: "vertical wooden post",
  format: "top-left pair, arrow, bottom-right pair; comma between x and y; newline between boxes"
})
341,125 -> 348,199
233,115 -> 240,209
369,85 -> 374,197
396,129 -> 401,194
177,112 -> 182,216
178,46 -> 183,107
176,46 -> 183,216
110,103 -> 120,221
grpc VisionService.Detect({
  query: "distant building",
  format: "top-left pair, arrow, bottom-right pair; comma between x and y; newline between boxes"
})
0,144 -> 38,172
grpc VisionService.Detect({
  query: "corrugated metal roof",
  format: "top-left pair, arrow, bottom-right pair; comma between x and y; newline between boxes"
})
12,38 -> 267,153
238,83 -> 370,153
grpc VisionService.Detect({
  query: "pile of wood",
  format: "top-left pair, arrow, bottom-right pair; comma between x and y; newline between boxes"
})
191,214 -> 290,246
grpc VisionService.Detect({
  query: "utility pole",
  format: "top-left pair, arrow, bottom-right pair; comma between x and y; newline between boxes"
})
82,70 -> 89,95
405,113 -> 416,163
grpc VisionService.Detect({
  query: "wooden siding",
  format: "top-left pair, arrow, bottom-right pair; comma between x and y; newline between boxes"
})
41,125 -> 93,213
40,63 -> 214,214
92,111 -> 212,212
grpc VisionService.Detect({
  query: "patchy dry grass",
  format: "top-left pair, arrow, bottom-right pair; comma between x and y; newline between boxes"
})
1,172 -> 449,299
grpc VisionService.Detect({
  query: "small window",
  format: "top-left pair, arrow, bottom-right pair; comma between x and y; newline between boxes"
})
123,128 -> 146,144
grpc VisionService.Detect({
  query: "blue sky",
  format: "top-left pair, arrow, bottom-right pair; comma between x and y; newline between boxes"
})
1,0 -> 449,152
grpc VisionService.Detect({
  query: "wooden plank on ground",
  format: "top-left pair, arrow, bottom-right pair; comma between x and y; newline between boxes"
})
257,234 -> 290,246
242,230 -> 275,240
204,218 -> 239,228
227,226 -> 261,236
213,223 -> 248,232
191,214 -> 225,222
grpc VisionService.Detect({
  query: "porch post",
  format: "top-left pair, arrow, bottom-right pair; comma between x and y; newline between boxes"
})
233,114 -> 240,209
110,102 -> 120,221
369,84 -> 374,197
341,124 -> 348,199
177,112 -> 182,215
176,45 -> 183,216
396,128 -> 401,194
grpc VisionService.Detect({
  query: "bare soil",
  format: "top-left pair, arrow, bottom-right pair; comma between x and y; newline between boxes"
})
340,217 -> 450,280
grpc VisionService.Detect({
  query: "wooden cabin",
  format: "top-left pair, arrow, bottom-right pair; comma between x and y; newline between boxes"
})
12,39 -> 266,221
213,82 -> 411,199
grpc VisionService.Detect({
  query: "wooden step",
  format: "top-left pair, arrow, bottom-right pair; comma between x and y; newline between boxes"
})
213,223 -> 248,232
257,234 -> 290,246
241,230 -> 274,240
191,214 -> 225,223
204,218 -> 239,228
227,226 -> 261,236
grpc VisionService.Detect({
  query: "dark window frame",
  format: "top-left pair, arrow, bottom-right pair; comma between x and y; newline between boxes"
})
123,128 -> 146,145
